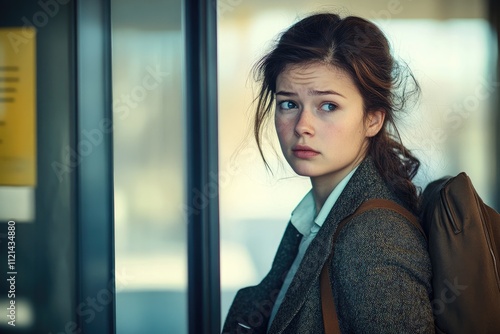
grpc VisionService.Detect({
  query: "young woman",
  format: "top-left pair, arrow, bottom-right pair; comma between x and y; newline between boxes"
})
223,13 -> 435,333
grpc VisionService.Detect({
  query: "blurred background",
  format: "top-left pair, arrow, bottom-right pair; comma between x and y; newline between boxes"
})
0,0 -> 498,333
111,0 -> 498,332
218,0 -> 499,327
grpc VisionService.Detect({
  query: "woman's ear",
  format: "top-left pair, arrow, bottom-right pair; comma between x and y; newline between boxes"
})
365,110 -> 385,137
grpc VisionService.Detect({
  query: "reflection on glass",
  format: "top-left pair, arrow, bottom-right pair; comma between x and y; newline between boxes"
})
112,0 -> 186,332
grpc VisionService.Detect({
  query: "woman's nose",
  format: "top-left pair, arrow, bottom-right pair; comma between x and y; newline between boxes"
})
294,108 -> 315,137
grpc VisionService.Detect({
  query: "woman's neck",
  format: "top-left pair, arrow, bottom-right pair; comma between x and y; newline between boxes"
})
310,158 -> 364,213
311,177 -> 339,214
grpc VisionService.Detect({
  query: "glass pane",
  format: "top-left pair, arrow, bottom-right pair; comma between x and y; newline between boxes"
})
0,3 -> 76,332
111,1 -> 186,333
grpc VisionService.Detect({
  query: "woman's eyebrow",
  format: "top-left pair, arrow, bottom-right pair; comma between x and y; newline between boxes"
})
275,90 -> 296,97
275,89 -> 346,98
309,89 -> 346,98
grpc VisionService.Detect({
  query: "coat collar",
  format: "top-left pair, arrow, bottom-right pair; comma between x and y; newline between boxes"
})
268,156 -> 393,333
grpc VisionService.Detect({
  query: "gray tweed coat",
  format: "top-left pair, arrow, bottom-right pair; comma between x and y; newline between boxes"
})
222,157 -> 435,334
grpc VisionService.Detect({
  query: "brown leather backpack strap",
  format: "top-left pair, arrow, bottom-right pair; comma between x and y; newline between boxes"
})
320,199 -> 422,334
362,199 -> 425,239
320,200 -> 376,334
321,253 -> 340,334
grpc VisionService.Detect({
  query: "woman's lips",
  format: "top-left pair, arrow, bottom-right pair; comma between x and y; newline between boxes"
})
292,145 -> 320,159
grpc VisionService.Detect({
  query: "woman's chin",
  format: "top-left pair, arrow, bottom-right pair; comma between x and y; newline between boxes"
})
290,166 -> 318,178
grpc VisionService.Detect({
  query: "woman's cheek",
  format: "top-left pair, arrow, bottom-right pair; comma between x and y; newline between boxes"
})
275,118 -> 291,138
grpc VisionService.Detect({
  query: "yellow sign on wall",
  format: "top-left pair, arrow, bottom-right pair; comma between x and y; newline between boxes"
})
0,27 -> 36,186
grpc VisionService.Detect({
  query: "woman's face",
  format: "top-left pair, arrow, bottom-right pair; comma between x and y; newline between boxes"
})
275,62 -> 384,189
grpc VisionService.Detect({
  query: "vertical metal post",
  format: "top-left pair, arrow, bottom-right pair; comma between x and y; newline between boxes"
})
75,0 -> 115,333
489,0 -> 499,211
184,0 -> 221,333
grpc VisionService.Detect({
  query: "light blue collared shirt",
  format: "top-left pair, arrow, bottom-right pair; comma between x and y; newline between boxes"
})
267,166 -> 359,330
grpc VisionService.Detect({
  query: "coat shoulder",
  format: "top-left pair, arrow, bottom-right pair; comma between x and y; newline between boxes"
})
331,208 -> 435,333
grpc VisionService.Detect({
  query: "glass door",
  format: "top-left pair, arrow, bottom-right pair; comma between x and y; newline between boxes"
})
112,0 -> 220,333
111,0 -> 187,332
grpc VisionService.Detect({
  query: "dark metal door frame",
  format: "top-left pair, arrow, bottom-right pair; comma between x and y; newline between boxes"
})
184,0 -> 221,333
75,0 -> 115,333
489,0 -> 500,211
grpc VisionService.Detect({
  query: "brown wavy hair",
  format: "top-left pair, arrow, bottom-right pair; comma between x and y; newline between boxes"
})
252,13 -> 421,212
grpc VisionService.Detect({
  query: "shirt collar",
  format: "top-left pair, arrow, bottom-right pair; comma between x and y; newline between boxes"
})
290,165 -> 359,236
290,190 -> 315,236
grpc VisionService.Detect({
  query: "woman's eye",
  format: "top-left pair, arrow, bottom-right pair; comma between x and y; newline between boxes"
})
320,103 -> 337,112
278,101 -> 297,110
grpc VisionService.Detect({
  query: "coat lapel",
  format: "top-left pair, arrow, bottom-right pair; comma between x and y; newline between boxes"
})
221,222 -> 303,334
267,158 -> 383,334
